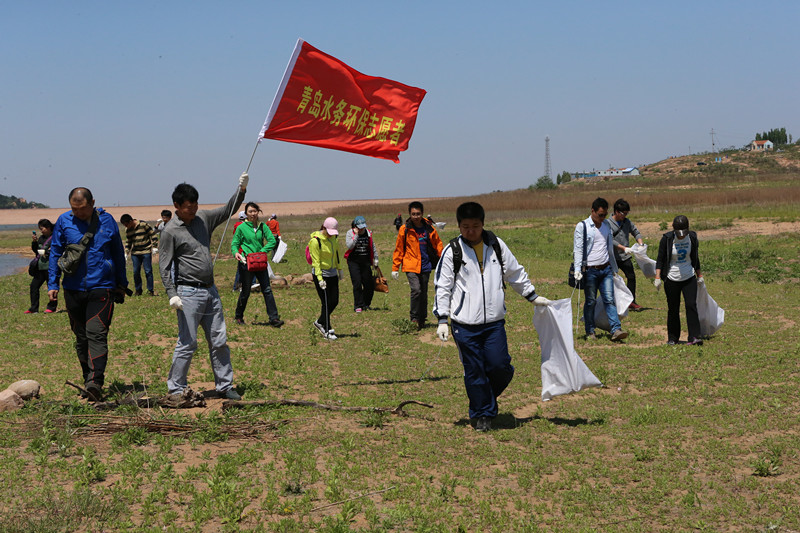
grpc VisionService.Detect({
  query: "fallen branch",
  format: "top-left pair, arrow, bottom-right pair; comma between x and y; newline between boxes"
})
222,398 -> 433,416
311,486 -> 396,512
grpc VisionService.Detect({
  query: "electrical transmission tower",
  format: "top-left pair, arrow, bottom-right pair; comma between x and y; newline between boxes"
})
544,136 -> 552,181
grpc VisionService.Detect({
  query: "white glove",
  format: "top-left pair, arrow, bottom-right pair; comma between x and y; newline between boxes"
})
169,296 -> 183,310
152,248 -> 158,254
436,323 -> 449,342
654,278 -> 662,291
623,247 -> 633,254
574,271 -> 583,282
319,279 -> 327,290
239,172 -> 249,189
532,296 -> 552,306
37,249 -> 45,256
373,259 -> 379,267
391,271 -> 399,281
697,276 -> 705,285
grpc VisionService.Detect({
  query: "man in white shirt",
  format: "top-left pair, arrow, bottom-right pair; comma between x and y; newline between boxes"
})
572,198 -> 628,341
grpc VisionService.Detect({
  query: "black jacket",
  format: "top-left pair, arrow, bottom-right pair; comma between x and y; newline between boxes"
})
655,230 -> 700,274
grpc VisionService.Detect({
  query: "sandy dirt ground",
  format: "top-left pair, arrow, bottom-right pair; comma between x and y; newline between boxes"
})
0,197 -> 424,226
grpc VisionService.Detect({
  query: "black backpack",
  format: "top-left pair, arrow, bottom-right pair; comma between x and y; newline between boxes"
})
449,231 -> 505,288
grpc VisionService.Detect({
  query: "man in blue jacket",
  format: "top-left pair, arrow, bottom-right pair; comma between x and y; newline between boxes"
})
573,197 -> 628,341
48,187 -> 128,401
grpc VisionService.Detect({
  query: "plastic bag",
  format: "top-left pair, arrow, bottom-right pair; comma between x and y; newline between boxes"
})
592,275 -> 634,332
272,239 -> 288,263
631,243 -> 657,279
533,299 -> 603,401
696,282 -> 724,336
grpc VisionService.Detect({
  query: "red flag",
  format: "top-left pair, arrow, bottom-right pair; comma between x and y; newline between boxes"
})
260,40 -> 426,163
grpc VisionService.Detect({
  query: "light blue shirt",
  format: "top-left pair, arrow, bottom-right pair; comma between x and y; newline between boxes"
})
573,216 -> 618,274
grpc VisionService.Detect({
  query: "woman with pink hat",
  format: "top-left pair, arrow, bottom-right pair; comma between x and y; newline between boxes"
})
308,217 -> 342,340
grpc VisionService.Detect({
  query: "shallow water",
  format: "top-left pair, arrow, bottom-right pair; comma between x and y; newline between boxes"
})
0,253 -> 31,277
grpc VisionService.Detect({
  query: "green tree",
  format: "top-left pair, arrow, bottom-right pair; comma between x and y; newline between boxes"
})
535,175 -> 556,190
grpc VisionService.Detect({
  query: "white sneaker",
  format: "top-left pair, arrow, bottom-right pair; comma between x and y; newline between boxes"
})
325,331 -> 338,340
251,282 -> 260,290
313,321 -> 327,337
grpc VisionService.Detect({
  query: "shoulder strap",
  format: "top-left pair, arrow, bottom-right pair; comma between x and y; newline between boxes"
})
485,231 -> 506,289
610,218 -> 623,237
79,211 -> 100,246
581,221 -> 587,266
449,236 -> 463,279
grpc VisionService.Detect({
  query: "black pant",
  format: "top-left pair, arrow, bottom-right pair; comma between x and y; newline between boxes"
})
617,257 -> 637,302
664,276 -> 701,342
313,275 -> 339,332
64,288 -> 115,387
235,268 -> 280,322
29,270 -> 57,313
347,258 -> 374,310
407,271 -> 431,323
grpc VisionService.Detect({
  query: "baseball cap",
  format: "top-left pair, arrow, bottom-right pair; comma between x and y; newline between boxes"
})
238,211 -> 246,220
354,216 -> 367,229
270,213 -> 277,219
323,216 -> 339,235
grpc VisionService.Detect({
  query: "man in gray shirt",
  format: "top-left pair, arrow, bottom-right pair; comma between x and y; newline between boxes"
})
159,173 -> 248,399
608,198 -> 645,311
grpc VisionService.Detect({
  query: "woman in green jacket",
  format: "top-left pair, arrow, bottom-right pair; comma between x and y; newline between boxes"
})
309,217 -> 341,339
231,202 -> 283,327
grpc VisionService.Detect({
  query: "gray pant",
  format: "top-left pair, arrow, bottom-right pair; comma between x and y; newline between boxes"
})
406,271 -> 431,323
168,285 -> 233,394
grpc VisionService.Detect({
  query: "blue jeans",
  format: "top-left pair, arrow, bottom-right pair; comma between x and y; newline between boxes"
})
583,265 -> 621,334
452,319 -> 514,419
131,253 -> 154,292
168,285 -> 233,394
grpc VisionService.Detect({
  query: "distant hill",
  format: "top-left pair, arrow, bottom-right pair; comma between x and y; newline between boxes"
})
0,194 -> 49,209
639,144 -> 800,179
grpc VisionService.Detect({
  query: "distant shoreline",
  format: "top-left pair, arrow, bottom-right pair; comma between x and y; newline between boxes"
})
0,197 -> 427,226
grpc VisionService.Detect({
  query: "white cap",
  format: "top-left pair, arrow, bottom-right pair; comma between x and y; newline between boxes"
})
322,217 -> 339,235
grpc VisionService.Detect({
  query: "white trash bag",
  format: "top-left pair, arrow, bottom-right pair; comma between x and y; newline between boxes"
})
591,275 -> 634,332
534,299 -> 603,401
631,243 -> 657,279
272,239 -> 288,263
696,282 -> 724,336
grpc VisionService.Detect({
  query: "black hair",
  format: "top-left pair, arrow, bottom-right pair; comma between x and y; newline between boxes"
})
172,183 -> 199,205
37,219 -> 53,230
120,214 -> 133,224
591,197 -> 609,211
408,201 -> 424,213
613,198 -> 630,213
244,201 -> 262,214
672,215 -> 689,230
456,202 -> 485,224
68,187 -> 93,203
161,209 -> 172,218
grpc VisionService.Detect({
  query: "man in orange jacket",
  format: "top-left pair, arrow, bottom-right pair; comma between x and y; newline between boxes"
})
392,201 -> 443,329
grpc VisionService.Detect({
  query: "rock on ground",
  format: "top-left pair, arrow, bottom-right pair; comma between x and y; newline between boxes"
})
0,389 -> 24,412
8,380 -> 41,400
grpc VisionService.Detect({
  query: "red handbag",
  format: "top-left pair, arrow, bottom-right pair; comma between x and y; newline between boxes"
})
246,252 -> 269,272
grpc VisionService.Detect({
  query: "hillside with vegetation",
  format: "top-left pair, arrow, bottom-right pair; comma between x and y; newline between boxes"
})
0,194 -> 48,209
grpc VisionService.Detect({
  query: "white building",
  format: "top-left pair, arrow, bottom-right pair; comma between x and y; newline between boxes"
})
749,140 -> 774,151
597,167 -> 640,177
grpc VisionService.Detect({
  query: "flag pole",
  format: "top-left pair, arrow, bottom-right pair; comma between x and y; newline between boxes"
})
212,139 -> 262,266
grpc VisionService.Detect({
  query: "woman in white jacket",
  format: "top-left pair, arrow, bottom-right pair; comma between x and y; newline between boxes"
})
433,202 -> 551,432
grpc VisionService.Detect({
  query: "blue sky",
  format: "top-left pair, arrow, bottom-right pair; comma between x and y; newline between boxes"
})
2,1 -> 798,208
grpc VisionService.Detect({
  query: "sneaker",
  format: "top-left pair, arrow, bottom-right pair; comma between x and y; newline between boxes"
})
585,331 -> 597,340
134,289 -> 142,296
327,328 -> 335,335
251,283 -> 260,290
44,309 -> 56,313
355,308 -> 363,313
628,302 -> 643,311
148,290 -> 155,296
667,340 -> 677,346
234,318 -> 245,325
221,389 -> 241,400
475,417 -> 492,432
313,321 -> 327,337
687,337 -> 704,346
24,310 -> 35,314
325,331 -> 338,340
85,382 -> 103,402
611,329 -> 629,341
269,318 -> 284,328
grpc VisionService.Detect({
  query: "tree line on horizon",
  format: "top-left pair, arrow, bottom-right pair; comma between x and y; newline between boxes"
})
755,127 -> 792,145
0,194 -> 49,210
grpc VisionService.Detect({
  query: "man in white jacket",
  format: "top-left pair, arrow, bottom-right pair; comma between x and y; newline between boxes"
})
434,202 -> 551,432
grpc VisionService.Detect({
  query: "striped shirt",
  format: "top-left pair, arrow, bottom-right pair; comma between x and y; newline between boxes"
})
125,220 -> 157,255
